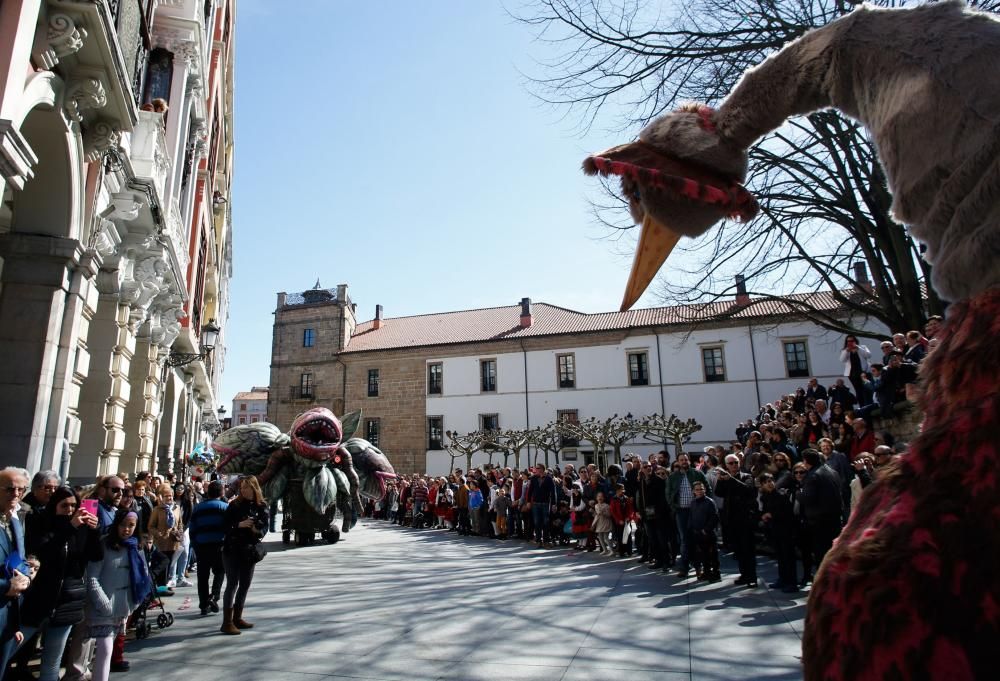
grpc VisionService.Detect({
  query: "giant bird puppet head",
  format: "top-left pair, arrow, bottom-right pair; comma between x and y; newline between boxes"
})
587,0 -> 1000,311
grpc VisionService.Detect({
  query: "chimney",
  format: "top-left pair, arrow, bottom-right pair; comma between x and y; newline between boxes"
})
853,262 -> 873,293
735,275 -> 750,305
336,284 -> 348,303
373,304 -> 383,330
520,297 -> 532,328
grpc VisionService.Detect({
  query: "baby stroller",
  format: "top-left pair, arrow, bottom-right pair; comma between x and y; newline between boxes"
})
132,546 -> 174,638
131,589 -> 174,639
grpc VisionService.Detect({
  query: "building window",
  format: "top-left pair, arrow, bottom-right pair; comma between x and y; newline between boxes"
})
238,416 -> 247,425
702,347 -> 726,382
303,328 -> 315,347
427,417 -> 443,450
783,340 -> 810,378
364,418 -> 379,447
628,351 -> 649,386
300,373 -> 314,398
250,415 -> 259,423
557,353 -> 576,389
367,369 -> 379,397
479,413 -> 499,432
480,359 -> 497,393
239,403 -> 246,411
428,363 -> 443,395
557,409 -> 579,447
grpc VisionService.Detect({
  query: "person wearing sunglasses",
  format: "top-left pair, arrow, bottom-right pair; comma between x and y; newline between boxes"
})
96,476 -> 127,535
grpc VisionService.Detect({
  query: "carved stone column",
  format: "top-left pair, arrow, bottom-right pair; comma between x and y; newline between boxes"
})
0,233 -> 89,473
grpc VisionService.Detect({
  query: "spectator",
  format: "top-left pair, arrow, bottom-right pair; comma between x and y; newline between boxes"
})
904,330 -> 927,363
131,479 -> 154,537
827,379 -> 857,412
95,476 -> 125,533
790,463 -> 814,587
492,486 -> 510,539
879,340 -> 895,365
689,481 -> 720,582
467,483 -> 484,536
759,473 -> 798,593
892,332 -> 906,353
839,335 -> 872,406
19,470 -> 59,540
924,316 -> 943,340
85,510 -> 150,681
609,484 -> 635,557
525,465 -> 557,548
147,484 -> 184,589
804,378 -> 828,405
188,480 -> 228,617
813,399 -> 831,425
798,449 -> 843,567
667,453 -> 708,578
219,476 -> 269,635
591,492 -> 613,555
19,487 -> 100,681
818,438 -> 853,525
0,468 -> 31,675
801,410 -> 827,447
849,419 -> 876,461
715,455 -> 758,587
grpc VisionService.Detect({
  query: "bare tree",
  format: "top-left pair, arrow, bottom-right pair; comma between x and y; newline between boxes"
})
605,414 -> 642,465
492,429 -> 533,469
512,0 -> 995,333
527,423 -> 563,468
445,430 -> 486,473
639,413 -> 703,459
556,416 -> 623,467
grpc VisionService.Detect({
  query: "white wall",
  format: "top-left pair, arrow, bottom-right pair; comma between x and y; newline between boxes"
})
422,320 -> 889,475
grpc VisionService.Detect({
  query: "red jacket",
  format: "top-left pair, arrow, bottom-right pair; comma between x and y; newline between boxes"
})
610,494 -> 636,524
850,429 -> 876,459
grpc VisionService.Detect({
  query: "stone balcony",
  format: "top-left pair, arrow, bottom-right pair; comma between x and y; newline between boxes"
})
129,111 -> 171,204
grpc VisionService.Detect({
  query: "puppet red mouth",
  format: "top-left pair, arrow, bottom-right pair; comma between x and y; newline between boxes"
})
583,143 -> 758,221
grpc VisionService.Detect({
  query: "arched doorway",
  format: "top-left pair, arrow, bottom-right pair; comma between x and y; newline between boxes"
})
0,97 -> 88,473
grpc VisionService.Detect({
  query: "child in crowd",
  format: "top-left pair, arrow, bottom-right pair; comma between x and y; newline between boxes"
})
492,487 -> 510,539
467,484 -> 483,535
591,492 -> 613,555
403,498 -> 414,527
554,500 -> 572,546
689,481 -> 720,582
609,483 -> 636,556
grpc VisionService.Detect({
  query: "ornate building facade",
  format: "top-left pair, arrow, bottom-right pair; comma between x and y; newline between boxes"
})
0,0 -> 235,480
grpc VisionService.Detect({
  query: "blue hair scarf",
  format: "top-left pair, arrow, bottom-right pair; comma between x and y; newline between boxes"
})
123,536 -> 153,603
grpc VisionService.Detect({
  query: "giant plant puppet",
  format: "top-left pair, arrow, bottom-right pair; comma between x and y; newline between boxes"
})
582,2 -> 998,679
213,408 -> 395,537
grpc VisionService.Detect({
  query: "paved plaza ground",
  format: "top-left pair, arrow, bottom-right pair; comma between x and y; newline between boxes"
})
129,520 -> 806,680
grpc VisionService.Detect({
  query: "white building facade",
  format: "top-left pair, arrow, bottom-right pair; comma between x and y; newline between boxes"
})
421,317 -> 886,474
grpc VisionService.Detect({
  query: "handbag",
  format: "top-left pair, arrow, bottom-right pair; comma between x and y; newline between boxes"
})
246,542 -> 267,564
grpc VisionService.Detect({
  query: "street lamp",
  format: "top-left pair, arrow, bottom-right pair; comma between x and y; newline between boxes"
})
164,319 -> 221,369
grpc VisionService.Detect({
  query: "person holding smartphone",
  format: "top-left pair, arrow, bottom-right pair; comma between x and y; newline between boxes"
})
219,476 -> 268,635
18,487 -> 101,681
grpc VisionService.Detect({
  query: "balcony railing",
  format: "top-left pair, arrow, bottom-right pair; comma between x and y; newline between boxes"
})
130,111 -> 170,204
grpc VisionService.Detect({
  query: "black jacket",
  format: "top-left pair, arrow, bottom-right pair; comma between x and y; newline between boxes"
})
715,472 -> 757,525
760,489 -> 795,532
22,517 -> 102,627
689,496 -> 719,534
800,464 -> 843,522
223,498 -> 269,554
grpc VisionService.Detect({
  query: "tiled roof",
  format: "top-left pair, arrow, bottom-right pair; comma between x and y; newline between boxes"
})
342,290 -> 858,353
233,391 -> 268,400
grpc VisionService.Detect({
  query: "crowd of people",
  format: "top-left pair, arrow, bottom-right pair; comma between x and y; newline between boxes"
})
369,327 -> 935,595
0,468 -> 269,681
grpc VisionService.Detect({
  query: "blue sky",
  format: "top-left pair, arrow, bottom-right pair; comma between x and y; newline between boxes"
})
223,1 -> 645,403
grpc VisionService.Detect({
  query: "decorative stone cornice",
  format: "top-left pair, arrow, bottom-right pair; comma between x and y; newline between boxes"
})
144,290 -> 185,349
190,120 -> 208,158
63,76 -> 107,123
33,12 -> 88,70
0,119 -> 38,190
120,250 -> 169,330
83,119 -> 121,162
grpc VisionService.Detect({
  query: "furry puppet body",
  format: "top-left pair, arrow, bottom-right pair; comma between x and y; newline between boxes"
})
583,2 -> 1000,678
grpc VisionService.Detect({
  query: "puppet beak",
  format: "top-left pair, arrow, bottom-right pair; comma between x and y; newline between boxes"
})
620,213 -> 680,311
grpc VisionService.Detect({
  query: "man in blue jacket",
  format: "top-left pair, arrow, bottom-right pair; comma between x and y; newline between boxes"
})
188,480 -> 229,616
0,467 -> 31,674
